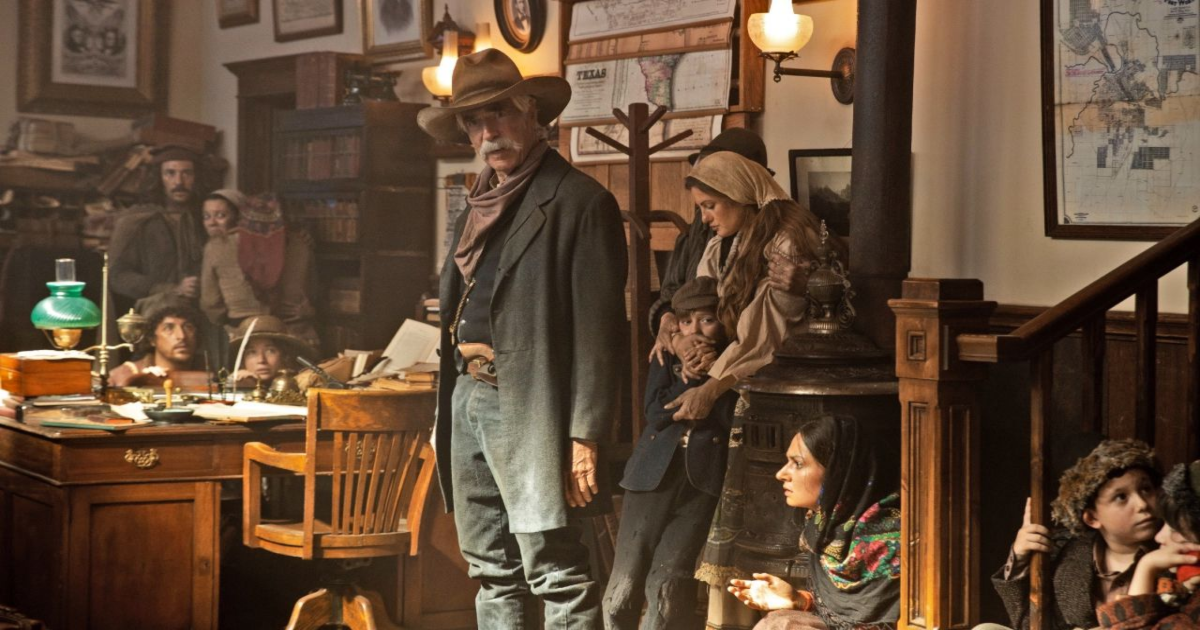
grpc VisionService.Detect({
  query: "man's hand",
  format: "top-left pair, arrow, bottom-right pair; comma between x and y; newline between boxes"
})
1012,497 -> 1052,561
767,255 -> 813,295
666,378 -> 722,421
727,573 -> 798,611
564,439 -> 599,508
650,311 -> 679,365
175,276 -> 199,298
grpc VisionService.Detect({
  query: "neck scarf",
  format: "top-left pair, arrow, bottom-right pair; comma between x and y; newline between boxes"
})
455,140 -> 550,279
799,417 -> 902,629
687,150 -> 790,209
236,194 -> 287,295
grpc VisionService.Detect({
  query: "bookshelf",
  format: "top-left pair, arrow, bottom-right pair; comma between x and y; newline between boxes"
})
273,102 -> 434,356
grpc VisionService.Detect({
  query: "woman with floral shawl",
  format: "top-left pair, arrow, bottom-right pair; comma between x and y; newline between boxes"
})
727,415 -> 901,630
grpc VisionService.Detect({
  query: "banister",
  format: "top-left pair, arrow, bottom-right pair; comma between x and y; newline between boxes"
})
955,217 -> 1200,363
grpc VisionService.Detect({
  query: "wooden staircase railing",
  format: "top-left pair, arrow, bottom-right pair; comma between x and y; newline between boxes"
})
890,217 -> 1200,630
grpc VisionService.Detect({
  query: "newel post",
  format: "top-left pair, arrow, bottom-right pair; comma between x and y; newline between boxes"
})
889,279 -> 996,630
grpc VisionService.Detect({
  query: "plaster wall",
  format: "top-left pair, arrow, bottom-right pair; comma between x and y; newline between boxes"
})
1,0 -> 1189,311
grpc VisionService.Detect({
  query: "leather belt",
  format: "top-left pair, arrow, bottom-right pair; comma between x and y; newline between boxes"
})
458,342 -> 497,387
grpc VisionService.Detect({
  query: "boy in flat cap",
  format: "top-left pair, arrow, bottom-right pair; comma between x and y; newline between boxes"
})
605,276 -> 739,629
992,438 -> 1162,630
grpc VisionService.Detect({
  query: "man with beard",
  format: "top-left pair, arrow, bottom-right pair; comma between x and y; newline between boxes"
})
418,49 -> 627,627
109,146 -> 206,316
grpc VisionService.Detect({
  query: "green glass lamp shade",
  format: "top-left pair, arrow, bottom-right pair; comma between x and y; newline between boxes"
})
31,281 -> 102,330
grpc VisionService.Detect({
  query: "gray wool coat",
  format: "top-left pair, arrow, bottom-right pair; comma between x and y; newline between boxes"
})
435,150 -> 628,534
992,530 -> 1106,630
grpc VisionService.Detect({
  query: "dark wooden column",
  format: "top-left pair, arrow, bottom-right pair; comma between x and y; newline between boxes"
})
224,54 -> 299,194
890,279 -> 995,630
850,0 -> 917,352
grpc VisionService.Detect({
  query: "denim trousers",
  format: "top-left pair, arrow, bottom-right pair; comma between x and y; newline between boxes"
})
451,374 -> 602,629
603,449 -> 718,630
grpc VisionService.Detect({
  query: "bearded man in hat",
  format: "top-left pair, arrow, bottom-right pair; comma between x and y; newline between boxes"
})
109,146 -> 206,317
418,48 -> 627,627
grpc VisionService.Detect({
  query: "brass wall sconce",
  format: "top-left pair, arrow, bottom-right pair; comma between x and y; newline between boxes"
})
747,0 -> 856,104
421,5 -> 493,102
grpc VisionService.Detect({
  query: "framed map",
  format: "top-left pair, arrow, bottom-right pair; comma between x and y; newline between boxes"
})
1042,0 -> 1200,240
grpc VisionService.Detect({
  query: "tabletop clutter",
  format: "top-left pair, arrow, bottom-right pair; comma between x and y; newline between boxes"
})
0,318 -> 439,430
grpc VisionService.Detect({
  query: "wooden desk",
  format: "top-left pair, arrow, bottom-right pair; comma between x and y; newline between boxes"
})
0,402 -> 478,630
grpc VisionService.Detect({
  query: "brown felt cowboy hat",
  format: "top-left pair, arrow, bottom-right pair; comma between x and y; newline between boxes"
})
227,315 -> 317,365
416,48 -> 571,143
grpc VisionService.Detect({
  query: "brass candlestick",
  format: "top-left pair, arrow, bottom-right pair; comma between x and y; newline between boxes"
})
82,252 -> 148,396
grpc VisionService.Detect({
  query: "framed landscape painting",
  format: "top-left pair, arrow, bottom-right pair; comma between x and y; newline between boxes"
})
18,0 -> 169,119
789,148 -> 852,238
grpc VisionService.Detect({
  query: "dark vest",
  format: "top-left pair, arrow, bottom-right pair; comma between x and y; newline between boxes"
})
454,201 -> 519,348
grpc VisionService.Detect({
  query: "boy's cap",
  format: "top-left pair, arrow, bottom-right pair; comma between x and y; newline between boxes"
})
672,276 -> 719,313
687,128 -> 770,173
1050,438 -> 1157,534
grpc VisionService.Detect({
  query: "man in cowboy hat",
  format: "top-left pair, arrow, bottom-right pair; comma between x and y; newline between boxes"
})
418,48 -> 627,627
110,145 -> 207,317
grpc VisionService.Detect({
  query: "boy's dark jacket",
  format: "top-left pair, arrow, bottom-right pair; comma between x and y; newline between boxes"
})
621,353 -> 738,497
992,529 -> 1106,630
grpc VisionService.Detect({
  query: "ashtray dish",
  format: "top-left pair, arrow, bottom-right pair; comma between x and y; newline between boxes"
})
143,406 -> 199,423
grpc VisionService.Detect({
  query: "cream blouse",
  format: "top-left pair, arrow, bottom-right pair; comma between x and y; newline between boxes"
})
696,233 -> 810,382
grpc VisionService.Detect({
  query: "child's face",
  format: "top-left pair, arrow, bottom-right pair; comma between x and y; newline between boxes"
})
1082,468 -> 1161,548
1156,521 -> 1195,546
678,307 -> 723,341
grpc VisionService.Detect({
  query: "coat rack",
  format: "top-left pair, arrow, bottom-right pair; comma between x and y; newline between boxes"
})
584,103 -> 693,440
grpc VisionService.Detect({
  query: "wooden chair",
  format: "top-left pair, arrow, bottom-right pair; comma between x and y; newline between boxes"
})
243,387 -> 437,630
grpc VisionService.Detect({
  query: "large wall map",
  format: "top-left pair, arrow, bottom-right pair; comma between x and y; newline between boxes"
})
1050,0 -> 1200,228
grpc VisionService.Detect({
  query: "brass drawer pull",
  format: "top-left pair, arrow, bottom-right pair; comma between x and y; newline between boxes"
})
124,448 -> 160,469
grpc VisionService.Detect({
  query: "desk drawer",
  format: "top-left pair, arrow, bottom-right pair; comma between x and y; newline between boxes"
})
64,441 -> 222,483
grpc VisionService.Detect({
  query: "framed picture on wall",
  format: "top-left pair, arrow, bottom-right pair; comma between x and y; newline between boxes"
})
1041,0 -> 1198,240
218,0 -> 259,28
362,0 -> 433,63
495,0 -> 545,53
789,148 -> 852,238
273,0 -> 343,43
17,0 -> 169,119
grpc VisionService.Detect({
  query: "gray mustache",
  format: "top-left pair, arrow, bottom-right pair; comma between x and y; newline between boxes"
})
479,138 -> 521,157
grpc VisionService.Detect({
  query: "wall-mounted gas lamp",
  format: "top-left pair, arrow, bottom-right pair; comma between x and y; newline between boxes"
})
747,0 -> 856,104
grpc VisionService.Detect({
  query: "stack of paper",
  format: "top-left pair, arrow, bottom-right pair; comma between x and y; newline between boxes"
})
351,319 -> 439,383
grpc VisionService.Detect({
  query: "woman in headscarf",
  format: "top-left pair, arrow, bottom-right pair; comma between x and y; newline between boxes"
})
673,151 -> 847,626
727,416 -> 901,630
665,150 -> 841,421
198,190 -> 319,352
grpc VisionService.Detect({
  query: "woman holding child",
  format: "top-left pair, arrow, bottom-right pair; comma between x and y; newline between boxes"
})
603,150 -> 841,629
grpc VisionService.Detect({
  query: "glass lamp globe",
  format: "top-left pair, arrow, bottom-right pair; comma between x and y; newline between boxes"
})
30,259 -> 101,350
748,0 -> 815,54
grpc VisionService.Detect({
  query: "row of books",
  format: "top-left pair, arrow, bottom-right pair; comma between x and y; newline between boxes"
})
279,133 -> 363,181
285,198 -> 360,244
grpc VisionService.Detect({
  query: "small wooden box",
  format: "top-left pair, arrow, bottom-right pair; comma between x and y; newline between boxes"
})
0,354 -> 92,397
